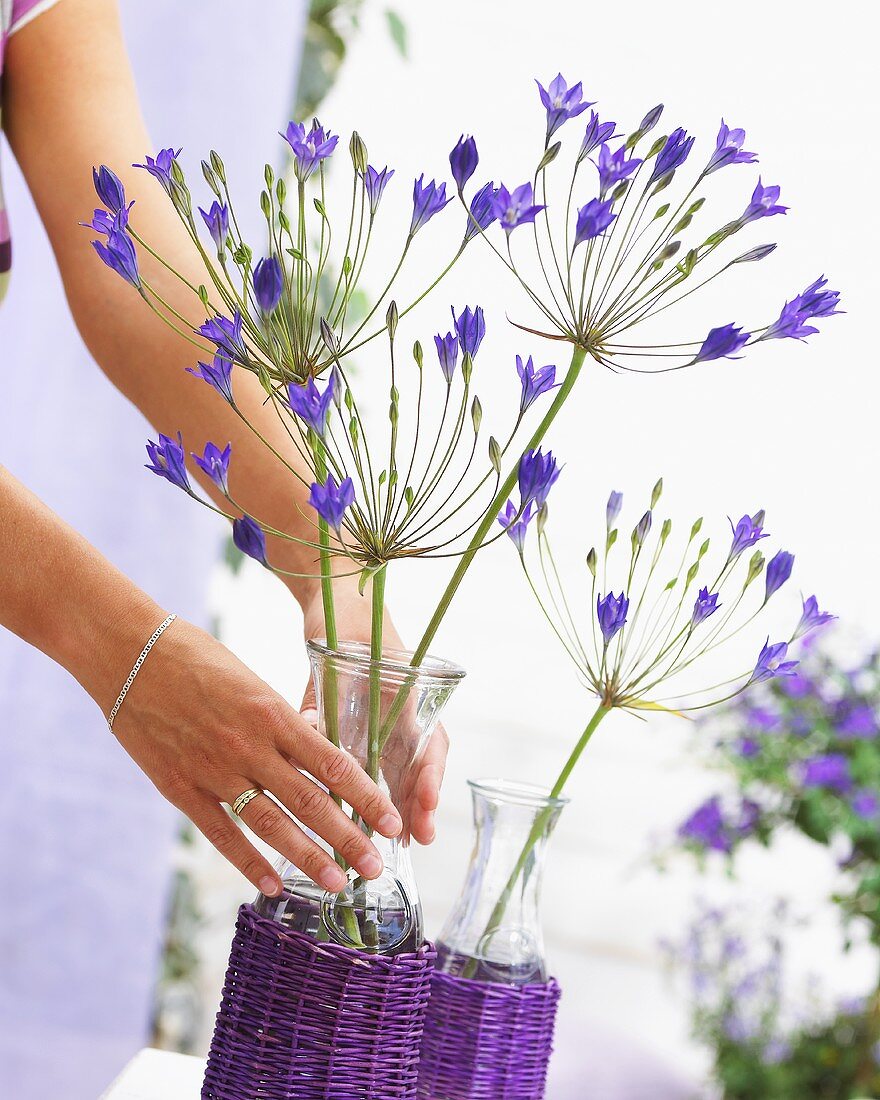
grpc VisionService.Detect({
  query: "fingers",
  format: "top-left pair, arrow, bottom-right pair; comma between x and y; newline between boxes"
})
187,794 -> 283,897
411,726 -> 449,845
257,756 -> 384,881
299,681 -> 318,729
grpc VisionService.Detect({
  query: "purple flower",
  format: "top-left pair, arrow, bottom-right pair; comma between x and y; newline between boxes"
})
145,432 -> 190,491
851,789 -> 880,820
491,182 -> 545,234
580,112 -> 617,159
740,178 -> 788,224
801,753 -> 852,794
93,229 -> 141,289
637,104 -> 664,135
705,120 -> 757,176
606,490 -> 623,528
287,373 -> 336,437
253,256 -> 283,313
836,703 -> 877,740
233,515 -> 268,566
574,197 -> 616,246
434,332 -> 459,382
309,475 -> 355,531
452,304 -> 486,359
536,73 -> 593,138
518,447 -> 560,508
186,354 -> 234,403
449,135 -> 479,192
794,595 -> 836,640
199,312 -> 247,363
763,549 -> 794,601
199,201 -> 229,252
281,121 -> 339,181
498,500 -> 536,554
692,586 -> 721,625
678,797 -> 729,852
92,165 -> 127,213
192,441 -> 231,494
363,165 -> 394,215
634,510 -> 652,545
463,181 -> 499,244
692,323 -> 751,364
729,512 -> 768,558
596,144 -> 642,197
410,174 -> 452,235
516,355 -> 557,412
597,590 -> 629,643
761,276 -> 843,342
751,639 -> 799,684
133,147 -> 182,196
747,707 -> 781,732
780,674 -> 814,699
649,127 -> 695,185
82,205 -> 129,236
737,737 -> 761,758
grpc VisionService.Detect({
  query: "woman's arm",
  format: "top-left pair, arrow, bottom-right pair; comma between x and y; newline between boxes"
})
0,464 -> 402,895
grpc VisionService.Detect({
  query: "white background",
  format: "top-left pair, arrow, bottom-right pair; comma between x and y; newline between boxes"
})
196,2 -> 879,1094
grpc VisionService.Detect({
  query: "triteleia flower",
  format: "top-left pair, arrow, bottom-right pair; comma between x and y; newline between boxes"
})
764,550 -> 794,600
93,165 -> 127,213
597,591 -> 629,643
761,276 -> 843,342
633,510 -> 652,545
199,201 -> 229,253
692,587 -> 721,625
737,737 -> 761,758
133,147 -> 182,196
518,447 -> 560,508
637,104 -> 664,136
491,183 -> 545,234
186,354 -> 234,403
449,135 -> 479,192
410,174 -> 452,235
192,441 -> 231,494
751,639 -> 799,683
253,256 -> 283,313
309,475 -> 355,531
498,500 -> 536,554
463,181 -> 498,244
740,178 -> 788,224
452,305 -> 486,359
233,515 -> 268,565
580,111 -> 617,160
434,332 -> 459,382
729,512 -> 768,558
145,432 -> 190,491
596,144 -> 642,197
649,127 -> 695,185
363,165 -> 394,215
704,120 -> 757,176
82,206 -> 129,236
837,704 -> 877,739
692,323 -> 751,364
199,311 -> 247,363
516,355 -> 557,412
793,595 -> 836,640
851,790 -> 880,820
574,197 -> 616,246
93,228 -> 141,289
606,490 -> 623,528
287,373 -> 336,436
281,121 -> 339,181
801,753 -> 852,793
536,73 -> 593,138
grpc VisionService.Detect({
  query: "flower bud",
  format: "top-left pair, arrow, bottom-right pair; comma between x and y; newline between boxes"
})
412,340 -> 424,370
320,317 -> 340,355
651,477 -> 664,507
209,150 -> 226,184
349,132 -> 369,175
471,395 -> 482,432
586,547 -> 597,576
386,300 -> 399,340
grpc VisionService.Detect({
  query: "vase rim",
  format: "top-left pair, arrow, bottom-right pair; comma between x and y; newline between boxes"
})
467,777 -> 570,809
306,638 -> 466,683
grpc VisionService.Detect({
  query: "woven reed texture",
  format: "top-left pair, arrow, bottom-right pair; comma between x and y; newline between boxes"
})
202,903 -> 436,1099
417,971 -> 561,1100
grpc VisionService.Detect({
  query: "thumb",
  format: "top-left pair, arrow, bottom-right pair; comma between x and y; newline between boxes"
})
300,679 -> 319,729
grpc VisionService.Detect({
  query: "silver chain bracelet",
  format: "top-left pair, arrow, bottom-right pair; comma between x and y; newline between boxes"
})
107,613 -> 178,731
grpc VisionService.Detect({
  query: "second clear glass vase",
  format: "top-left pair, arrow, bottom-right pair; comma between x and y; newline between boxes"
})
256,640 -> 464,955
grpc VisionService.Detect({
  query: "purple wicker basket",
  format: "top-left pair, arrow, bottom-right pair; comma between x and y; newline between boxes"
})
416,970 -> 561,1100
202,903 -> 436,1100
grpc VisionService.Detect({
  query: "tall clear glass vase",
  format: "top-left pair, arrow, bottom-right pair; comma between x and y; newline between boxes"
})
435,779 -> 568,984
255,640 -> 464,955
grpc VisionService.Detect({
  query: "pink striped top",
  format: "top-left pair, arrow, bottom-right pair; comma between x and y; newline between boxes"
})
1,0 -> 61,302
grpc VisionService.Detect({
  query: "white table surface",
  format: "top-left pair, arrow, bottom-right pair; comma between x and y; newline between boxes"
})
101,1049 -> 206,1099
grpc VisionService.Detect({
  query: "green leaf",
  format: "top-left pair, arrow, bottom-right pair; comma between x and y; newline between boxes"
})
385,8 -> 408,57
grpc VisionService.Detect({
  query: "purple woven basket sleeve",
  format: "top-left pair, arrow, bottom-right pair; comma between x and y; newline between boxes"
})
417,970 -> 561,1100
202,903 -> 436,1100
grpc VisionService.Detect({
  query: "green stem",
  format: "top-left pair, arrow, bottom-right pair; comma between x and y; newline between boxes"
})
367,566 -> 387,786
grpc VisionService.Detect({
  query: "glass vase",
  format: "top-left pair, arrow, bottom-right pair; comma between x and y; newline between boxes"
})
435,778 -> 567,985
255,640 -> 464,955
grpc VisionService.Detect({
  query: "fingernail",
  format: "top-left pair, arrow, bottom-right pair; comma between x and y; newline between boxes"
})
360,853 -> 383,879
301,708 -> 319,728
319,865 -> 347,893
260,876 -> 281,897
378,812 -> 402,838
